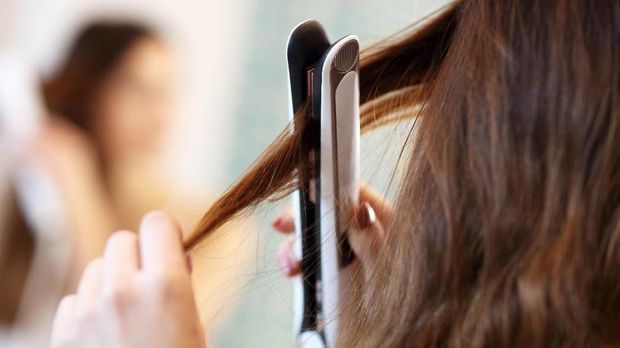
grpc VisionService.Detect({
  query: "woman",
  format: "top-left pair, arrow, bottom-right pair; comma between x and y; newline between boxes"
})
40,22 -> 176,269
37,21 -> 253,337
51,1 -> 620,347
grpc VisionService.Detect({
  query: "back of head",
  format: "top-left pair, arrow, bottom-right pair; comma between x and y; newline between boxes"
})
345,1 -> 620,347
179,1 -> 619,346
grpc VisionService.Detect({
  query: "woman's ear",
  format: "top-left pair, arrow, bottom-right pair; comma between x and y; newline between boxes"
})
349,184 -> 392,274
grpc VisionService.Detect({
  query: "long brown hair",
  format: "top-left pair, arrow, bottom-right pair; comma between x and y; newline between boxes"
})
43,21 -> 156,167
187,1 -> 620,346
0,190 -> 34,325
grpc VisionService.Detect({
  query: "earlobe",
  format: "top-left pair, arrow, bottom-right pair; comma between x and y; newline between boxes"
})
355,201 -> 377,230
349,201 -> 385,273
359,183 -> 393,225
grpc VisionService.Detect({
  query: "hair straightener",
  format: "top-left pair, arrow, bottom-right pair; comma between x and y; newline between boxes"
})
286,20 -> 360,348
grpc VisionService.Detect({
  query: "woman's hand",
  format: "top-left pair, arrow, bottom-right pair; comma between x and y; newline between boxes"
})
272,183 -> 392,279
50,212 -> 206,348
30,117 -> 100,184
28,117 -> 118,276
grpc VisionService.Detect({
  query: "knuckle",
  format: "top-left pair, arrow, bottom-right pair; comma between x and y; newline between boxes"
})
144,273 -> 184,302
277,242 -> 288,257
75,307 -> 97,326
101,286 -> 134,314
278,237 -> 294,252
107,230 -> 137,246
286,236 -> 295,248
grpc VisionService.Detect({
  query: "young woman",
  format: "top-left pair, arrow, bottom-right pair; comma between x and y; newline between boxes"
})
0,21 -> 171,336
27,21 -> 253,341
50,1 -> 620,347
40,22 -> 179,271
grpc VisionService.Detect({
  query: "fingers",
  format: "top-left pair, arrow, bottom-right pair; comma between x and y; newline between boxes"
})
277,237 -> 301,277
274,200 -> 385,279
50,212 -> 205,348
103,231 -> 139,287
272,207 -> 300,276
272,185 -> 391,279
50,295 -> 77,347
272,185 -> 391,233
52,260 -> 103,347
272,206 -> 295,234
76,259 -> 103,315
139,211 -> 186,276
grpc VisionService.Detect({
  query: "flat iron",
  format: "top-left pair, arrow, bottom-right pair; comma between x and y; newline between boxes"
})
286,20 -> 361,348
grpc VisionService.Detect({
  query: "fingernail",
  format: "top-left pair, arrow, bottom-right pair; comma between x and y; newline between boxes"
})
356,202 -> 377,230
280,251 -> 299,276
272,215 -> 283,228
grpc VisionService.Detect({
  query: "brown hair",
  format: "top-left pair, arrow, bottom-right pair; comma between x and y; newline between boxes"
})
43,21 -> 156,164
187,1 -> 620,347
0,190 -> 34,325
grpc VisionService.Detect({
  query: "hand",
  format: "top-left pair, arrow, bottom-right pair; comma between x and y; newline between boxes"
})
26,117 -> 117,274
50,212 -> 206,348
29,117 -> 100,184
272,183 -> 392,279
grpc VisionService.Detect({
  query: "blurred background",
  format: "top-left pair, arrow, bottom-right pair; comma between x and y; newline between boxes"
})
0,0 -> 449,347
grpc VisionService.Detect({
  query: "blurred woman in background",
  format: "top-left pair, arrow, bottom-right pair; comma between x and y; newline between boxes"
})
42,19 -> 253,327
0,20 -> 252,346
41,22 -> 174,270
